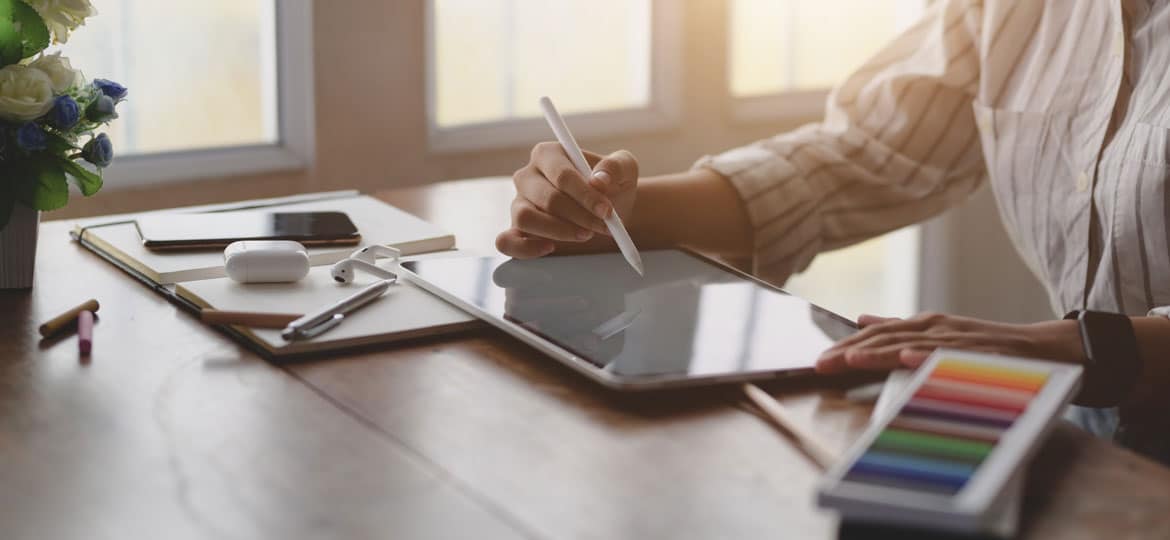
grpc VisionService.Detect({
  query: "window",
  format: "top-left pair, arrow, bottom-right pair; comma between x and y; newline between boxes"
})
728,0 -> 925,124
421,2 -> 931,318
729,0 -> 925,99
728,0 -> 927,319
52,0 -> 312,186
427,0 -> 679,152
433,0 -> 651,127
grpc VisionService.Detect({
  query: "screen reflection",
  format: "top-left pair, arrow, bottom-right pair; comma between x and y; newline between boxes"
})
405,250 -> 856,380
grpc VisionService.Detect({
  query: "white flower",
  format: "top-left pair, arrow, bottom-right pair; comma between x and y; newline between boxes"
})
24,0 -> 98,44
29,53 -> 82,93
0,65 -> 55,122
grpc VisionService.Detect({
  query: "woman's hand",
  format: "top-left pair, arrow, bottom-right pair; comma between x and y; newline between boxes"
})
496,142 -> 639,259
815,312 -> 1086,374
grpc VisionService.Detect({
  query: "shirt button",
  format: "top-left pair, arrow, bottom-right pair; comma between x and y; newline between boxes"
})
1076,172 -> 1090,192
977,110 -> 991,132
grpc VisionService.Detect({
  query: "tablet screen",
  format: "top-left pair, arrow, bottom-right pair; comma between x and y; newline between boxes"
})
402,250 -> 856,382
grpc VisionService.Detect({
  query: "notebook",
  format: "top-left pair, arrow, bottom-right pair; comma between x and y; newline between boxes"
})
72,194 -> 454,283
176,264 -> 479,357
71,191 -> 481,360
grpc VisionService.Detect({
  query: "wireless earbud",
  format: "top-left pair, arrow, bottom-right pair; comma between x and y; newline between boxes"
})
330,258 -> 397,284
348,244 -> 401,264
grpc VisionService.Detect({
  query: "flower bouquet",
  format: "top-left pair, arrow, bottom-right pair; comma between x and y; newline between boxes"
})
0,0 -> 124,287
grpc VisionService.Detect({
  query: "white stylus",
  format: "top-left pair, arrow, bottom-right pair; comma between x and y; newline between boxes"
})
538,96 -> 645,276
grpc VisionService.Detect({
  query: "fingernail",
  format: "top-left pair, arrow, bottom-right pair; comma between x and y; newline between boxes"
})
576,230 -> 593,241
594,202 -> 611,218
592,170 -> 612,185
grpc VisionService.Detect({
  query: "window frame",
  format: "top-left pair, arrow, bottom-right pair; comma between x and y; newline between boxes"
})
424,0 -> 682,154
100,0 -> 314,189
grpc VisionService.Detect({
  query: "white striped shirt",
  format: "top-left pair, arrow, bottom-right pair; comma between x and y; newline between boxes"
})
698,0 -> 1170,322
699,0 -> 1170,460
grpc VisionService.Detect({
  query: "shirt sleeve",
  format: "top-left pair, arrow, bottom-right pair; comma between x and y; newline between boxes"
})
694,0 -> 987,284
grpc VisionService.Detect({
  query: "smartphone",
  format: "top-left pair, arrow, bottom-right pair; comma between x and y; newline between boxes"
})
136,211 -> 361,250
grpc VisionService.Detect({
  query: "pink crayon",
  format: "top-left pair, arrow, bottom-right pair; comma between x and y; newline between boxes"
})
78,310 -> 94,356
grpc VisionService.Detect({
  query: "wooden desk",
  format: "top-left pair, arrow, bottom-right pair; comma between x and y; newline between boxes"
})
2,178 -> 1168,539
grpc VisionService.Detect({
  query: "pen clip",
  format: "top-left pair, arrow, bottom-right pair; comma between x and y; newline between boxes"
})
299,313 -> 344,340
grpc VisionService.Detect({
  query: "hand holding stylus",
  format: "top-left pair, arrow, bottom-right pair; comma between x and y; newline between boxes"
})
496,100 -> 642,268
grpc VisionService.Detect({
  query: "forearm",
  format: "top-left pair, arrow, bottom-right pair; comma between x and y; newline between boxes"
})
628,168 -> 753,257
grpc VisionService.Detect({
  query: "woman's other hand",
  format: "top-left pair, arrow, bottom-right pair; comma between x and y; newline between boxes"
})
815,312 -> 1086,374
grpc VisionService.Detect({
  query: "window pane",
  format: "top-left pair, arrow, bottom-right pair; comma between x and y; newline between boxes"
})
729,0 -> 924,96
53,0 -> 278,155
782,226 -> 920,321
433,0 -> 651,127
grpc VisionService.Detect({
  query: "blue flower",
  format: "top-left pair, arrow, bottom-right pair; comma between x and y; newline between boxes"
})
16,122 -> 47,152
82,133 -> 113,167
85,95 -> 119,123
45,95 -> 81,130
93,79 -> 128,101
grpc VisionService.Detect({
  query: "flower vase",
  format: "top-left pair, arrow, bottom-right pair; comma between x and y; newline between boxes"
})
0,203 -> 40,289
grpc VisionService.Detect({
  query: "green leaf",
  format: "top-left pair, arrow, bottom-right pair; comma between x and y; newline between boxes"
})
62,158 -> 102,196
11,1 -> 48,58
0,0 -> 21,67
0,182 -> 14,230
13,156 -> 68,211
44,131 -> 77,154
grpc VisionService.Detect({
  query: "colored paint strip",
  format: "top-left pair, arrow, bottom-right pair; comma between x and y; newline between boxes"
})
913,385 -> 1028,414
844,470 -> 962,496
850,451 -> 975,491
902,401 -> 1015,430
933,360 -> 1048,391
888,415 -> 1004,444
921,377 -> 1038,407
906,395 -> 1021,423
931,369 -> 1047,393
872,428 -> 994,463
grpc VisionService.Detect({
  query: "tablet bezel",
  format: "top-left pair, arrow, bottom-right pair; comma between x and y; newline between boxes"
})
399,248 -> 857,391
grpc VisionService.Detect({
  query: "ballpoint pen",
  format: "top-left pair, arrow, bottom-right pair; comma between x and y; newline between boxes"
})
538,96 -> 645,276
281,278 -> 395,341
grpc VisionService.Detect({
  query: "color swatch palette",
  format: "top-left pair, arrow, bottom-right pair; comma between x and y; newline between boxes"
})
842,358 -> 1050,495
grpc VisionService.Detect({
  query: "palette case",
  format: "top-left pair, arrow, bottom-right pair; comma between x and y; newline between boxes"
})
817,349 -> 1082,533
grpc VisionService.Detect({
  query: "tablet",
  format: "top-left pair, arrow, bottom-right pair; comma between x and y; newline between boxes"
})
400,249 -> 857,390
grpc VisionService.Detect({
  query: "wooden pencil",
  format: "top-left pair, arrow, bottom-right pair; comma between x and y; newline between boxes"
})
201,310 -> 302,329
742,383 -> 839,471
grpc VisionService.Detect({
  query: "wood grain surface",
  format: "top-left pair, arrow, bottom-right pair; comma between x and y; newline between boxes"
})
1,177 -> 1167,540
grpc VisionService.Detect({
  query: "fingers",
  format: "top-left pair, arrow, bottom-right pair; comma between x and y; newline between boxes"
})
511,199 -> 595,243
900,349 -> 932,368
495,228 -> 554,259
515,166 -> 609,236
503,144 -> 639,259
588,149 -> 639,199
841,340 -> 947,371
825,312 -> 954,355
531,142 -> 612,219
492,259 -> 554,287
817,312 -> 963,374
858,313 -> 900,328
817,338 -> 946,374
